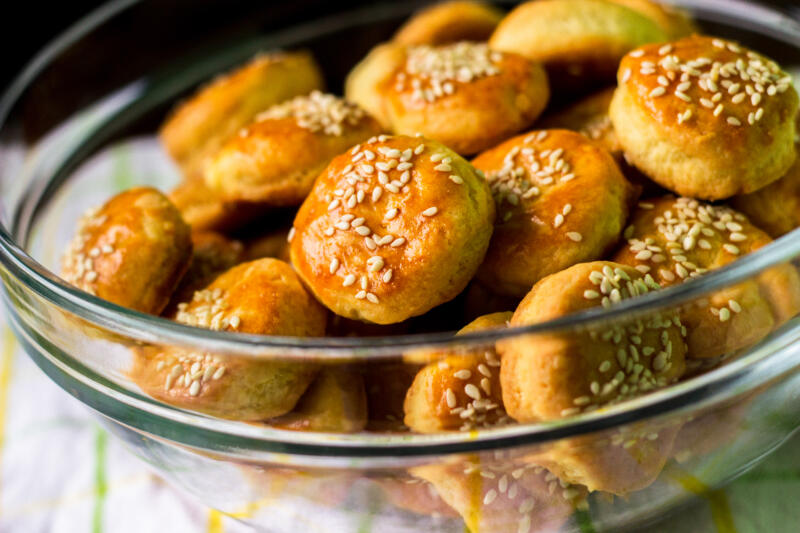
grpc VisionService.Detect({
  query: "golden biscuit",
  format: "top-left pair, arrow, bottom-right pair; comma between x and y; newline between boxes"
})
131,258 -> 325,420
528,419 -> 680,494
490,0 -> 666,94
404,312 -> 512,433
160,51 -> 324,176
538,88 -> 622,158
168,174 -> 268,232
498,262 -> 687,493
412,457 -> 584,533
608,0 -> 697,39
163,231 -> 243,316
268,368 -> 367,433
383,42 -> 549,154
730,146 -> 800,237
204,92 -> 383,204
61,187 -> 191,315
393,1 -> 504,46
499,261 -> 687,422
610,36 -> 799,200
290,135 -> 495,324
613,196 -> 800,359
473,129 -> 635,297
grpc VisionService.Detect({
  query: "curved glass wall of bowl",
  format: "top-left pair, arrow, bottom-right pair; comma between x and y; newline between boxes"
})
2,1 -> 800,532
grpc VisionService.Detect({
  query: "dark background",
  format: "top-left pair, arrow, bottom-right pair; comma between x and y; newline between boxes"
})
2,0 -> 798,91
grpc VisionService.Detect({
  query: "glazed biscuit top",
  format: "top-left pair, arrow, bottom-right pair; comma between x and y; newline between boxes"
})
617,197 -> 771,288
476,129 -> 598,237
290,134 -> 492,308
618,35 -> 796,133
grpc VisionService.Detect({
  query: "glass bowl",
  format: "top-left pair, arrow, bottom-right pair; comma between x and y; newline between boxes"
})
2,0 -> 800,531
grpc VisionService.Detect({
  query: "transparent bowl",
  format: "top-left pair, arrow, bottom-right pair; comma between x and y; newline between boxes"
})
2,0 -> 800,531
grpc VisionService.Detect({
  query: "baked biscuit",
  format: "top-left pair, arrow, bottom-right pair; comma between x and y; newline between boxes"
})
730,146 -> 800,238
393,1 -> 504,46
610,36 -> 799,200
498,261 -> 687,492
413,457 -> 584,533
61,187 -> 191,315
160,51 -> 324,176
382,42 -> 549,154
537,88 -> 622,159
163,231 -> 243,316
608,0 -> 697,39
268,367 -> 367,433
404,312 -> 512,433
489,0 -> 666,94
290,135 -> 495,324
499,261 -> 687,422
131,258 -> 325,420
473,129 -> 635,297
204,92 -> 383,204
613,196 -> 800,359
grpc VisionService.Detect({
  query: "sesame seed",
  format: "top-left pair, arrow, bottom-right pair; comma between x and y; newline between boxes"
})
723,243 -> 740,254
366,292 -> 379,303
449,175 -> 463,184
566,232 -> 582,242
343,274 -> 356,287
649,87 -> 666,97
329,258 -> 339,274
727,116 -> 741,126
422,207 -> 438,216
446,388 -> 457,408
382,269 -> 393,283
719,308 -> 731,322
464,384 -> 481,400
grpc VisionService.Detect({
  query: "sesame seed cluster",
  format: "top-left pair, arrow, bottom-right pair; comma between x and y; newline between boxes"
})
175,287 -> 242,331
61,207 -> 114,294
255,90 -> 366,136
154,352 -> 226,397
460,460 -> 583,523
621,197 -> 752,322
439,349 -> 511,431
292,134 -> 464,305
623,38 -> 792,127
561,265 -> 685,418
485,130 -> 582,242
394,42 -> 503,103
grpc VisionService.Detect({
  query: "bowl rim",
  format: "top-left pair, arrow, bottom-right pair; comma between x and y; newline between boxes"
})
2,0 -> 800,456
